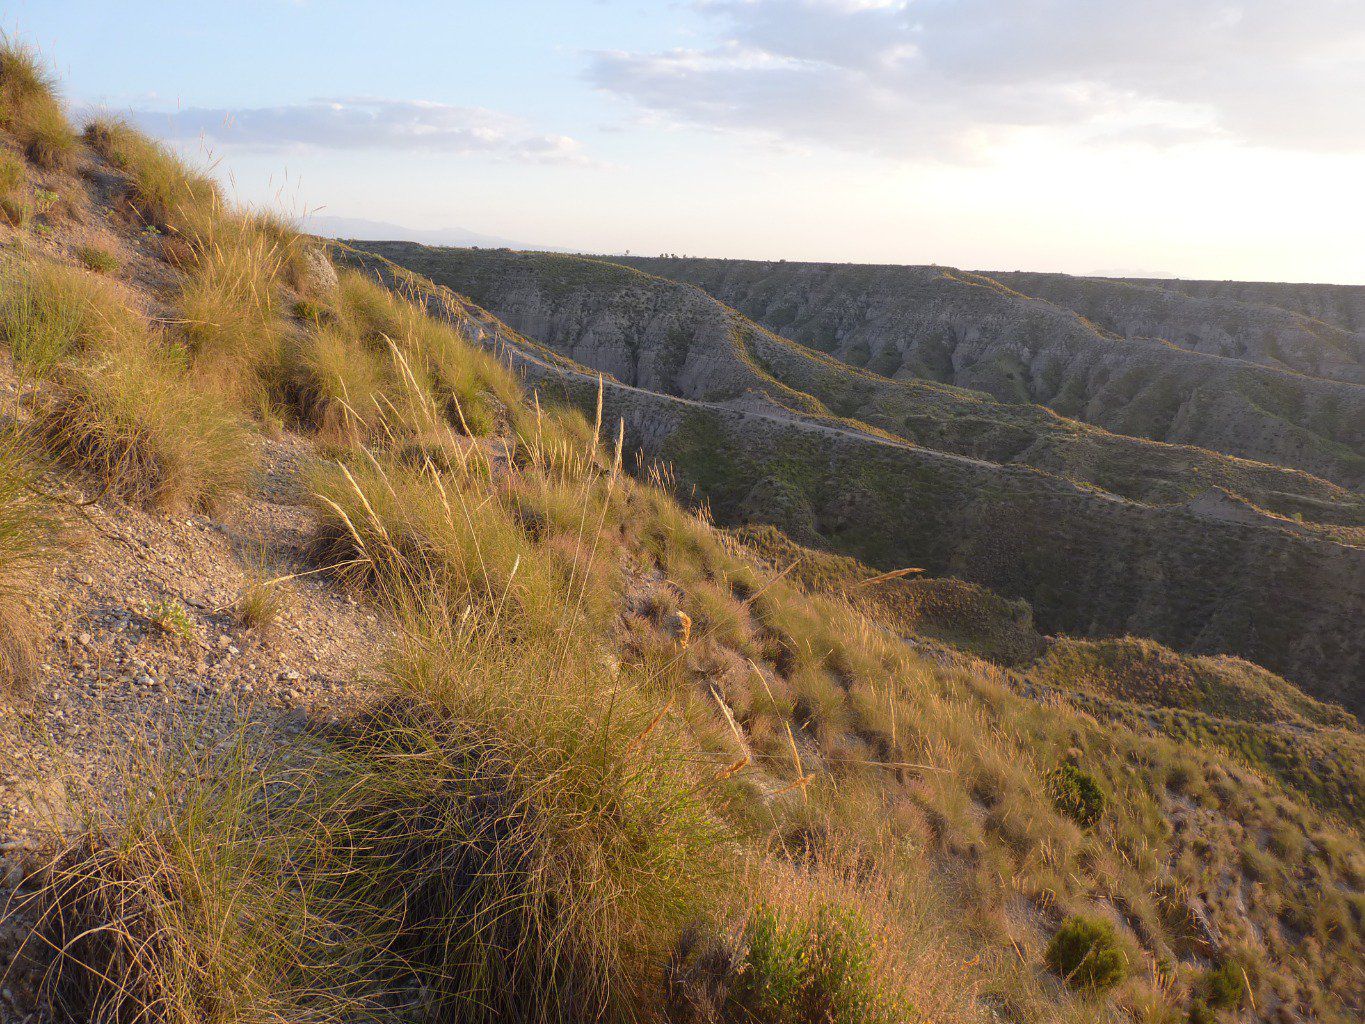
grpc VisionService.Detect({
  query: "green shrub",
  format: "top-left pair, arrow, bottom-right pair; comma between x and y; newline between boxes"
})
1188,998 -> 1215,1024
723,904 -> 908,1024
144,598 -> 196,643
1203,961 -> 1246,1010
1044,915 -> 1128,991
1048,762 -> 1106,827
291,297 -> 327,322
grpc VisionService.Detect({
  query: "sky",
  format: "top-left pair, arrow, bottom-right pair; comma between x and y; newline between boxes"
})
7,0 -> 1365,283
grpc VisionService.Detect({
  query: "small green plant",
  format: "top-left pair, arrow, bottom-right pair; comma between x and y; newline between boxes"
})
729,904 -> 909,1024
1188,999 -> 1215,1024
1203,961 -> 1246,1010
75,244 -> 119,274
291,297 -> 327,322
1045,915 -> 1128,991
1048,761 -> 1106,827
144,599 -> 195,643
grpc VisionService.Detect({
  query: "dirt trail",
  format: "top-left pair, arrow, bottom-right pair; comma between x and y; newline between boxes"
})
0,366 -> 388,1014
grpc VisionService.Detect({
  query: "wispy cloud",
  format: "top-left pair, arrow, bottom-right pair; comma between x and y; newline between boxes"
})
588,0 -> 1365,160
123,97 -> 592,164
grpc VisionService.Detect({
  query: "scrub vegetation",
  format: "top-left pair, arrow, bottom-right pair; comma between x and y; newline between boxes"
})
0,40 -> 1360,1024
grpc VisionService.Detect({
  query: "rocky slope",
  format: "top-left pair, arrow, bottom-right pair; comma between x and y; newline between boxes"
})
616,256 -> 1365,487
340,244 -> 1365,717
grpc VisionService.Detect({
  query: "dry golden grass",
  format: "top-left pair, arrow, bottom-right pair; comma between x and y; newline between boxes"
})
34,341 -> 252,511
0,38 -> 77,170
234,566 -> 283,633
0,147 -> 26,224
83,116 -> 219,233
0,428 -> 59,693
0,257 -> 143,375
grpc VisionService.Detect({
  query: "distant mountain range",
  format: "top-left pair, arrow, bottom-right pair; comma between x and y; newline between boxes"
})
302,214 -> 560,252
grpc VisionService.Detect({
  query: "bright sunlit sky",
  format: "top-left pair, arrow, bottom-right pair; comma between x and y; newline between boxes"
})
8,1 -> 1365,283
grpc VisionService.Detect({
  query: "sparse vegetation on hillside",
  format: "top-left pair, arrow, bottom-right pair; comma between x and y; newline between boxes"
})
0,44 -> 1362,1024
0,38 -> 76,170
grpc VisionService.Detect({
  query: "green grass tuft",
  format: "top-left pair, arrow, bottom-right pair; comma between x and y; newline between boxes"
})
74,244 -> 119,274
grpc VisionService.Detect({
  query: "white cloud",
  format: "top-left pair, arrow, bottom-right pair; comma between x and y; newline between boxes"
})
588,0 -> 1365,159
125,98 -> 591,163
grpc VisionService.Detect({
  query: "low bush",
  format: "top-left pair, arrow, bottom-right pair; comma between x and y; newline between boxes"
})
1203,961 -> 1246,1010
1047,761 -> 1106,827
1044,914 -> 1128,991
737,904 -> 907,1024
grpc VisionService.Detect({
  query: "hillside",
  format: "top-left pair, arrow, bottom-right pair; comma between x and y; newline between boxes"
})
1,42 -> 1362,1024
979,272 -> 1365,385
616,256 -> 1365,487
342,243 -> 1364,714
1141,277 -> 1365,338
